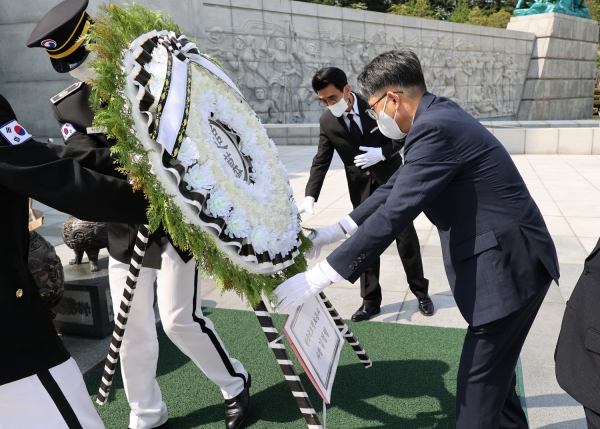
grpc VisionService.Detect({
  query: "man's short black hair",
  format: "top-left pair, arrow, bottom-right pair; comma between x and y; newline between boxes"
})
357,50 -> 426,100
312,67 -> 348,93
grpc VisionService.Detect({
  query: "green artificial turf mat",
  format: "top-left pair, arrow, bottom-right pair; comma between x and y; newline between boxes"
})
87,307 -> 472,428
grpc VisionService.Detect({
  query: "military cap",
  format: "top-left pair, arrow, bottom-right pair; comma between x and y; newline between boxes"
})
26,0 -> 91,73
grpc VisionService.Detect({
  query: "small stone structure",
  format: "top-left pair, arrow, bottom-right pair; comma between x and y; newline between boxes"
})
508,13 -> 599,120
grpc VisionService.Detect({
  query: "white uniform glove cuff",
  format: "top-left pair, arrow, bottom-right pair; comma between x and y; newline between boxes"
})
339,215 -> 358,237
319,260 -> 344,283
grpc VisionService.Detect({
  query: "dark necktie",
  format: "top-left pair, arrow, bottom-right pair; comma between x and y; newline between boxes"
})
347,113 -> 363,143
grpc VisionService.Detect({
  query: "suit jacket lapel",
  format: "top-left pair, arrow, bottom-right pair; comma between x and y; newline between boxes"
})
336,113 -> 361,148
357,96 -> 377,141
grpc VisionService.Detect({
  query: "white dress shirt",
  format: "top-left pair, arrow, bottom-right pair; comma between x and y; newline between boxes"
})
342,92 -> 363,134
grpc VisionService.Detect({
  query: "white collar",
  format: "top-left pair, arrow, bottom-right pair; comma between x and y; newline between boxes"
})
344,92 -> 359,118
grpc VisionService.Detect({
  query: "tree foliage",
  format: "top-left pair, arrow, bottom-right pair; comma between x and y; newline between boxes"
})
298,0 -> 519,26
298,0 -> 600,42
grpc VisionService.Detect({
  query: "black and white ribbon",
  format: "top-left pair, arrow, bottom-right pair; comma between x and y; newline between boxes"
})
125,30 -> 302,275
96,225 -> 149,405
254,301 -> 323,429
319,292 -> 372,369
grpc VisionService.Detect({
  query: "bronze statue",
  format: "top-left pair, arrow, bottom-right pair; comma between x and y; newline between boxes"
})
61,216 -> 108,272
514,0 -> 591,19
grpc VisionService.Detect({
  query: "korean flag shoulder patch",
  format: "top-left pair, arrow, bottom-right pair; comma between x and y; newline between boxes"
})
0,120 -> 33,145
61,123 -> 77,141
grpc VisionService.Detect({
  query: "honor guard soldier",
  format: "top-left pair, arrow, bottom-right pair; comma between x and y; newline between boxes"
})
0,92 -> 149,429
27,1 -> 251,429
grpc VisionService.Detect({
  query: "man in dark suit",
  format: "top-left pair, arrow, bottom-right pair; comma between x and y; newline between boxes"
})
275,50 -> 559,427
555,239 -> 600,428
298,67 -> 432,321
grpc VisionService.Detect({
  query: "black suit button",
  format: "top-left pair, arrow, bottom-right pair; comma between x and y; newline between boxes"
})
584,267 -> 590,275
349,265 -> 355,271
365,171 -> 370,176
360,254 -> 365,259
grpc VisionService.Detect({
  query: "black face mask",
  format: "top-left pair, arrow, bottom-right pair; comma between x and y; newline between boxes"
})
50,43 -> 89,73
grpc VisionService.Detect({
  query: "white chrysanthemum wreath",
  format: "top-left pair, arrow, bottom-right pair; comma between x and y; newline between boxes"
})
123,29 -> 302,275
87,4 -> 311,306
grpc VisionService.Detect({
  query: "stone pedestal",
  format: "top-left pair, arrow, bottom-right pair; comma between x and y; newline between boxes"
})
508,13 -> 599,120
53,257 -> 114,338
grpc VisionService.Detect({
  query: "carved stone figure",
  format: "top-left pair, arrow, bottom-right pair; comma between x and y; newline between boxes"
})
291,31 -> 322,122
493,53 -> 505,105
253,86 -> 279,124
345,43 -> 369,88
503,55 -> 517,114
470,85 -> 498,115
261,32 -> 296,120
211,32 -> 246,86
28,230 -> 64,317
441,58 -> 456,99
453,56 -> 471,106
61,216 -> 108,272
483,54 -> 496,99
240,35 -> 270,99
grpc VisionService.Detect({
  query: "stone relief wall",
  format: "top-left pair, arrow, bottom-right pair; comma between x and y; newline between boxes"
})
202,0 -> 535,123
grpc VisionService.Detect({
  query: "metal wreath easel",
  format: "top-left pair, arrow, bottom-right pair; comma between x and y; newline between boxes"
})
96,225 -> 372,428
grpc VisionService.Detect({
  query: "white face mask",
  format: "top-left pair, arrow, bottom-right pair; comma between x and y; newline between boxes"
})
376,95 -> 407,140
69,52 -> 98,81
328,90 -> 350,117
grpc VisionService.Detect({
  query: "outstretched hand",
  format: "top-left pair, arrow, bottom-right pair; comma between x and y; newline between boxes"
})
274,265 -> 333,313
307,222 -> 346,259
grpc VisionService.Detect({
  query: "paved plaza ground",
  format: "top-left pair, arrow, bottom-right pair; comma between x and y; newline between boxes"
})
34,146 -> 600,428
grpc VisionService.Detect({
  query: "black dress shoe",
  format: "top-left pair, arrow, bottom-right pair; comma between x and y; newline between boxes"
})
225,374 -> 251,429
418,296 -> 434,316
351,304 -> 381,322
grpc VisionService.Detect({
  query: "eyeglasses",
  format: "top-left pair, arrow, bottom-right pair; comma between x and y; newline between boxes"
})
365,91 -> 403,120
319,94 -> 343,107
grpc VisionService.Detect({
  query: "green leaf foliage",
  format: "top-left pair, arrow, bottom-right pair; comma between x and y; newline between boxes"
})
85,3 -> 312,308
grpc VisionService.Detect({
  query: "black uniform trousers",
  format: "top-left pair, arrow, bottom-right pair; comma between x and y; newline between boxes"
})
585,407 -> 600,429
456,280 -> 551,428
358,179 -> 429,306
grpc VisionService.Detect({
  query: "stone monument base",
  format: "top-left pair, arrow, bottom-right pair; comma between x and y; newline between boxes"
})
53,257 -> 114,338
508,13 -> 599,121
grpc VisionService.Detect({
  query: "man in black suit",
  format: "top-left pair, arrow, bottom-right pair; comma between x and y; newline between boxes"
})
555,239 -> 600,428
298,67 -> 432,321
275,50 -> 559,427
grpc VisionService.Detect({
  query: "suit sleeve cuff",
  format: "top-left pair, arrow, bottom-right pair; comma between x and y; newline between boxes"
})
319,260 -> 344,283
339,215 -> 358,237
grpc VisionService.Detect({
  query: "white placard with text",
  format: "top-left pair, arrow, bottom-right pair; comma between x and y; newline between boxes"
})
284,296 -> 344,403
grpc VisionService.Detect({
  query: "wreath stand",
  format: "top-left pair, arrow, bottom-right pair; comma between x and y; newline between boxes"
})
253,293 -> 372,429
96,226 -> 372,429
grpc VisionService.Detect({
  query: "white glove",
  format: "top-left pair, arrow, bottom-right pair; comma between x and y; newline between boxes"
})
354,146 -> 385,169
307,222 -> 347,259
274,264 -> 333,313
297,196 -> 315,214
